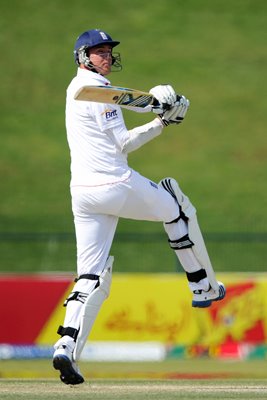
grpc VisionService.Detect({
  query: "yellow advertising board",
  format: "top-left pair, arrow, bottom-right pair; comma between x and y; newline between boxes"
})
38,273 -> 267,347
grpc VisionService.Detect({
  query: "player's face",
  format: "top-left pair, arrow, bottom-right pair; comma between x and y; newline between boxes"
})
89,45 -> 113,75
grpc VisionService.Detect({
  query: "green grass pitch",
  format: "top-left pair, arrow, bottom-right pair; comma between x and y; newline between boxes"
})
1,359 -> 267,399
1,380 -> 267,400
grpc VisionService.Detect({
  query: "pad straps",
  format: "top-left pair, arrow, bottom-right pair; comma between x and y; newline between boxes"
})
168,233 -> 194,250
64,274 -> 101,307
75,273 -> 99,282
63,291 -> 88,306
186,269 -> 207,283
57,325 -> 79,341
75,273 -> 100,289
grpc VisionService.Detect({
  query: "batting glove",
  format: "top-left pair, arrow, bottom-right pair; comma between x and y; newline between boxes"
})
158,95 -> 190,126
149,84 -> 177,114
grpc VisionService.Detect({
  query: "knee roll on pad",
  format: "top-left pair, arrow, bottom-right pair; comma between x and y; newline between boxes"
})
159,177 -> 196,220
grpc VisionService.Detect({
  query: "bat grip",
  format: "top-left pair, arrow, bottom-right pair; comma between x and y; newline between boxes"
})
152,94 -> 182,110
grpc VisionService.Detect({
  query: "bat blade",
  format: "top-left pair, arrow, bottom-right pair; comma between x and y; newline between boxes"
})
74,85 -> 156,109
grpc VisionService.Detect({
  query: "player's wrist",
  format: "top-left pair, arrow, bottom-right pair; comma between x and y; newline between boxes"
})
153,117 -> 165,129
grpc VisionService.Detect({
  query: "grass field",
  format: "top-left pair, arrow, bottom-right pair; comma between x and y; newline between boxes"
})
1,359 -> 267,399
1,380 -> 267,400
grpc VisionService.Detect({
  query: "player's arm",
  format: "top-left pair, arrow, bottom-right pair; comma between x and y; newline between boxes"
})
106,117 -> 163,154
121,96 -> 190,153
108,85 -> 190,153
122,118 -> 163,153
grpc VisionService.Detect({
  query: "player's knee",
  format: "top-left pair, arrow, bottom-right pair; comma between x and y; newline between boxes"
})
74,256 -> 113,300
63,273 -> 101,307
159,177 -> 196,220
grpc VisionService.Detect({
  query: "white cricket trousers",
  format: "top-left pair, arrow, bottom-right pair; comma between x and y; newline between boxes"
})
71,169 -> 183,277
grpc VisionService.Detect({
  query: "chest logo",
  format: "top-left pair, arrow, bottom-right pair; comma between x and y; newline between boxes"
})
101,108 -> 118,121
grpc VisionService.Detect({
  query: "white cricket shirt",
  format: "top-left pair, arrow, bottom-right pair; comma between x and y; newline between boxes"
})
66,68 -> 132,187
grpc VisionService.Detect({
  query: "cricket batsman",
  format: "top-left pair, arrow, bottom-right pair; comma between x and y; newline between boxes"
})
53,28 -> 226,385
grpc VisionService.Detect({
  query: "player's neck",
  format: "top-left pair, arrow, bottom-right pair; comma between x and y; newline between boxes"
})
79,64 -> 104,76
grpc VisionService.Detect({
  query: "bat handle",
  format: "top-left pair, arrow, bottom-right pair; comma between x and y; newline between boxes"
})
152,94 -> 182,110
151,98 -> 160,107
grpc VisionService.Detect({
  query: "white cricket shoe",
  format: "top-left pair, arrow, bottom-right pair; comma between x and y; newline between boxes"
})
53,339 -> 84,385
192,281 -> 226,308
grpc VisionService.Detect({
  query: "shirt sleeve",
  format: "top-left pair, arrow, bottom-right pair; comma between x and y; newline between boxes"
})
88,100 -> 163,153
108,118 -> 164,154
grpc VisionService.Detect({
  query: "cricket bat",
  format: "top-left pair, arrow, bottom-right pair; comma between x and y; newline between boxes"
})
74,85 -> 160,110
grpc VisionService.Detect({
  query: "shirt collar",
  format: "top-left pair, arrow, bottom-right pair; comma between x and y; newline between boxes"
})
76,68 -> 111,85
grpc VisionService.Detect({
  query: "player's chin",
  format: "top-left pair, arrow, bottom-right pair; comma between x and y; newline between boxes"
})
101,64 -> 112,75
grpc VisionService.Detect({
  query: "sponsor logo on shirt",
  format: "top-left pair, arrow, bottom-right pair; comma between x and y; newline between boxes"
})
101,108 -> 118,121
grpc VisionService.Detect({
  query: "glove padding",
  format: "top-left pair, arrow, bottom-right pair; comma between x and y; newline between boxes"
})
159,95 -> 190,126
149,84 -> 177,114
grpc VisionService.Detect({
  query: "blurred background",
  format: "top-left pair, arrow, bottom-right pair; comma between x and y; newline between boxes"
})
0,0 -> 266,374
0,0 -> 266,273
